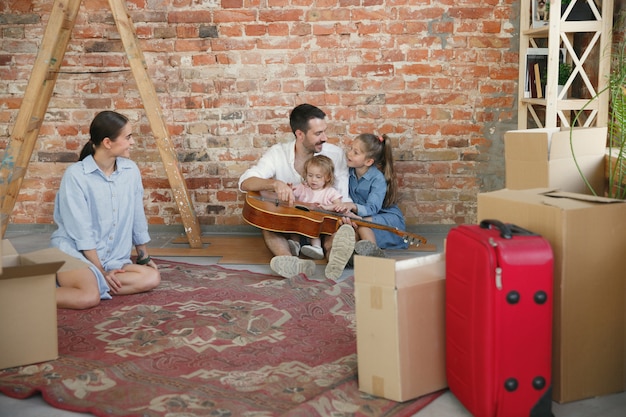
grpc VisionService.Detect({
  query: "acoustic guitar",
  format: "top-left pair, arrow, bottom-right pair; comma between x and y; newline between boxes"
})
242,191 -> 427,246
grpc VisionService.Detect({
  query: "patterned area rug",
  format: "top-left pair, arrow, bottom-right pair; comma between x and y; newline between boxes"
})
0,260 -> 443,417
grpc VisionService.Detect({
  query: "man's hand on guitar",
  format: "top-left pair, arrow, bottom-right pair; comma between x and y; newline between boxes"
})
272,180 -> 295,206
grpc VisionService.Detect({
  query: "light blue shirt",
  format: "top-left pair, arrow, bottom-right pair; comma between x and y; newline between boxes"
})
51,155 -> 150,299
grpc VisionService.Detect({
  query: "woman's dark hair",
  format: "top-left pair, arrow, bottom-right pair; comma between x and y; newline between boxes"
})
79,111 -> 129,161
289,103 -> 326,136
356,133 -> 398,208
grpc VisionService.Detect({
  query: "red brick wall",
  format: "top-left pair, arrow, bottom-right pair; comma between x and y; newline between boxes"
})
0,0 -> 602,228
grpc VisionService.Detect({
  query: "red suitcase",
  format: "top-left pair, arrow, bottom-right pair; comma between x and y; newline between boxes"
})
445,220 -> 554,417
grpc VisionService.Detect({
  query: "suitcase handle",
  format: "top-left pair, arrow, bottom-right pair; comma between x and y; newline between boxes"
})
479,219 -> 539,239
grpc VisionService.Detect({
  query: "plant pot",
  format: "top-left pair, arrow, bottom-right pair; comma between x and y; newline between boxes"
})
562,1 -> 595,21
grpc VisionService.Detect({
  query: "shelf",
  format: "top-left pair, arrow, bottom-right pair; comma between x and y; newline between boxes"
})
522,20 -> 603,37
520,98 -> 600,110
517,0 -> 614,129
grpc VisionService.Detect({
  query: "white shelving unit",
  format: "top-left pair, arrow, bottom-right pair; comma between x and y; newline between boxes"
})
517,0 -> 614,128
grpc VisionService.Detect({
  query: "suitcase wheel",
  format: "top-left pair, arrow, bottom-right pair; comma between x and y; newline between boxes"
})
504,378 -> 518,391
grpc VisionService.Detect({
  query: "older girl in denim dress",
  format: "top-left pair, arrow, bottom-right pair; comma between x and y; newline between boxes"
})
333,133 -> 409,254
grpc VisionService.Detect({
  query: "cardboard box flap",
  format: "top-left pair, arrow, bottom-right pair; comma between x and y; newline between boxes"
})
21,248 -> 89,272
505,127 -> 561,136
504,129 -> 550,160
487,189 -> 625,210
1,239 -> 25,268
0,261 -> 65,279
505,127 -> 607,161
505,130 -> 552,162
354,253 -> 444,288
542,190 -> 624,204
394,254 -> 445,289
504,128 -> 607,194
1,240 -> 89,278
354,257 -> 397,287
549,128 -> 607,160
1,239 -> 18,257
505,131 -> 552,188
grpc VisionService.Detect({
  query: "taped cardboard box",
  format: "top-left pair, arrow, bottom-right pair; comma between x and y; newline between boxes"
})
354,253 -> 447,402
504,127 -> 607,194
477,189 -> 626,403
0,240 -> 88,370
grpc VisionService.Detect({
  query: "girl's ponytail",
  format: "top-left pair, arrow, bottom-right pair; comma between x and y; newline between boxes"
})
357,133 -> 399,208
379,134 -> 398,207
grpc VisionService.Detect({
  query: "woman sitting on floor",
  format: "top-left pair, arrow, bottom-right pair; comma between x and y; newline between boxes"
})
52,110 -> 160,309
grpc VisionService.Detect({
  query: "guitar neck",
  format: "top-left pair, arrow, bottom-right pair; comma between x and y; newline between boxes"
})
295,204 -> 428,245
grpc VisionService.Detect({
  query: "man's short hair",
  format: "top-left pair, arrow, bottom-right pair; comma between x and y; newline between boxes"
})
289,103 -> 326,135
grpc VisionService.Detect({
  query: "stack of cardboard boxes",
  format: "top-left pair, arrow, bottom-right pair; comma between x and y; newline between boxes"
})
354,126 -> 626,405
479,126 -> 626,403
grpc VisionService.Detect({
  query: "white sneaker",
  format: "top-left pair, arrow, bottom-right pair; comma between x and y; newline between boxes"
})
300,245 -> 324,260
325,224 -> 356,281
270,256 -> 315,278
287,239 -> 301,256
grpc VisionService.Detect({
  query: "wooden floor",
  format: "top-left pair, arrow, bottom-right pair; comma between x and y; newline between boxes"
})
148,235 -> 438,264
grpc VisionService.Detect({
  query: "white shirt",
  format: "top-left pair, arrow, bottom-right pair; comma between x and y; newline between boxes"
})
238,140 -> 352,202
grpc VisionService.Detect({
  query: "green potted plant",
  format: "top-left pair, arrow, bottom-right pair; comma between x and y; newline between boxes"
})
557,62 -> 573,98
558,62 -> 573,86
571,32 -> 626,198
604,42 -> 626,198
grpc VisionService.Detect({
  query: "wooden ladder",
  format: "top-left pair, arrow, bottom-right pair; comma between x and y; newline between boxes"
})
0,0 -> 203,248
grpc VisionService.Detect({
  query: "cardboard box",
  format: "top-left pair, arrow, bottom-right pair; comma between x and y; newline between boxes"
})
477,189 -> 626,403
504,127 -> 607,194
354,253 -> 447,402
0,240 -> 88,370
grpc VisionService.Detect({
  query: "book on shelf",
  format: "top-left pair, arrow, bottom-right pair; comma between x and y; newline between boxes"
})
524,47 -> 566,99
534,63 -> 543,98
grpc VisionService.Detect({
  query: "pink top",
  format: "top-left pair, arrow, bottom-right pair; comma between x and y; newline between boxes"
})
293,183 -> 343,205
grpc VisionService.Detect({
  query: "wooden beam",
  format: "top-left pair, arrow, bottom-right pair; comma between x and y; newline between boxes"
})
108,0 -> 203,248
1,0 -> 203,249
0,0 -> 83,237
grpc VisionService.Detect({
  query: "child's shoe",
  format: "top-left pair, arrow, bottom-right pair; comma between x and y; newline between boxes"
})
287,239 -> 301,256
300,245 -> 325,260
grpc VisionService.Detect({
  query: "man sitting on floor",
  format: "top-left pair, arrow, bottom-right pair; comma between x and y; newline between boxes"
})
238,103 -> 355,280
